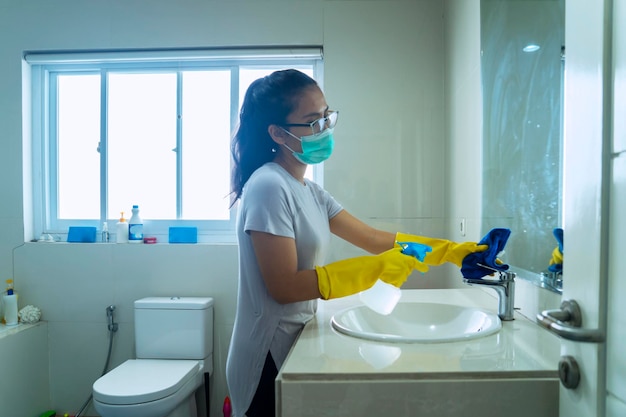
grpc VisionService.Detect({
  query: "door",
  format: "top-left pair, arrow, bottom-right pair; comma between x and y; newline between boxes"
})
555,1 -> 623,416
606,0 -> 626,415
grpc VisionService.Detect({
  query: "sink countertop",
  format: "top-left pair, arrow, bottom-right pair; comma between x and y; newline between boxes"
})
279,288 -> 561,381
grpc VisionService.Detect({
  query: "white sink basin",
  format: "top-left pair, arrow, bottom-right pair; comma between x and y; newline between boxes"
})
330,302 -> 501,343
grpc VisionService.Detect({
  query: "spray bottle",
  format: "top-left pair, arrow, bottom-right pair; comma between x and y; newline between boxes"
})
359,242 -> 431,315
101,221 -> 110,243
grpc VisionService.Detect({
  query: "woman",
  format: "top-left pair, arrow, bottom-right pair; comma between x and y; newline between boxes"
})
225,69 -> 485,417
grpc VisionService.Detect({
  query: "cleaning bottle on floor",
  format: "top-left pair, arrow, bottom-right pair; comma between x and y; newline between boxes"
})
223,396 -> 232,417
3,279 -> 18,326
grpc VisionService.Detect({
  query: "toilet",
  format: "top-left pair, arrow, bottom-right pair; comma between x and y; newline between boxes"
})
93,296 -> 214,417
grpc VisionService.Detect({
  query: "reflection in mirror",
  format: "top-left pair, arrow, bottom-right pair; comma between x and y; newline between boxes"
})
480,0 -> 565,293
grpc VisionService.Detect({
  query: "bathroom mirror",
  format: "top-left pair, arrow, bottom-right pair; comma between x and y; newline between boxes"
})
480,0 -> 565,293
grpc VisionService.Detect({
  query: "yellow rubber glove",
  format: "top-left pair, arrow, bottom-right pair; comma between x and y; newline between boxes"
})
549,246 -> 563,266
548,246 -> 563,271
316,247 -> 428,300
395,232 -> 488,267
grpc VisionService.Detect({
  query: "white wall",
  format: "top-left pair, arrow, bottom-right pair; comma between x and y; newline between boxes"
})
443,0 -> 484,285
323,0 -> 455,289
1,1 -> 450,416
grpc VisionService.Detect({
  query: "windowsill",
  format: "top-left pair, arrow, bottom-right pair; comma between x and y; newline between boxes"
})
26,240 -> 238,246
30,233 -> 237,245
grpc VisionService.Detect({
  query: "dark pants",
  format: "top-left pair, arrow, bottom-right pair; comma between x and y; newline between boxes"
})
246,352 -> 278,417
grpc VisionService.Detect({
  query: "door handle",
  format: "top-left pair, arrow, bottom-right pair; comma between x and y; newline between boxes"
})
536,299 -> 605,343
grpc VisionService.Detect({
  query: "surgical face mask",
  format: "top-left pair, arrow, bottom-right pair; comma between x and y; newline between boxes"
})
281,127 -> 335,165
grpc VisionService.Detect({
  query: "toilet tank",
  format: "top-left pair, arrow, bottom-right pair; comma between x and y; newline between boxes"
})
134,296 -> 214,360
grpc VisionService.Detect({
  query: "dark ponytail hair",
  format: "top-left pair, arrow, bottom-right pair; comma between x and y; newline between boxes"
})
230,69 -> 318,205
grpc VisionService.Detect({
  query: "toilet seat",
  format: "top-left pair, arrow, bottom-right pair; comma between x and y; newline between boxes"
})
93,359 -> 199,405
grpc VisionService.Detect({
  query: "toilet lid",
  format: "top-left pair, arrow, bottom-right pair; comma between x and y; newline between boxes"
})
93,359 -> 199,405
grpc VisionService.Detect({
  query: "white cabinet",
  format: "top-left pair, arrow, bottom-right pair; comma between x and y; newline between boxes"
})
277,289 -> 560,417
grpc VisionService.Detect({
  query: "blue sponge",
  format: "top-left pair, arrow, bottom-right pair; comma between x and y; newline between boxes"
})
67,226 -> 97,243
168,227 -> 198,244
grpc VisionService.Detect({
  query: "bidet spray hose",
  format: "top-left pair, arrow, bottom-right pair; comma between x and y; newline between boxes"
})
106,305 -> 118,332
75,305 -> 118,417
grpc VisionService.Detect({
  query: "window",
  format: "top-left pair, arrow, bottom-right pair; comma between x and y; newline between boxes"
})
27,48 -> 323,242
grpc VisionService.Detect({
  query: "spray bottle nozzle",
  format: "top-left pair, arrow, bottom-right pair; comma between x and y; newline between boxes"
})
396,241 -> 432,262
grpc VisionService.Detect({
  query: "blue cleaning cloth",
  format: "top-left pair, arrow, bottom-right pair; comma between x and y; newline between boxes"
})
553,227 -> 563,253
547,227 -> 564,273
397,241 -> 432,262
461,228 -> 511,279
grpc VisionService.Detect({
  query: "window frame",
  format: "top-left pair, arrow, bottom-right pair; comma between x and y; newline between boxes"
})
27,48 -> 324,243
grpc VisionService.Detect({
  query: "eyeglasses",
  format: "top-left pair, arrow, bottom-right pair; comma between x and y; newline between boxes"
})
281,110 -> 339,135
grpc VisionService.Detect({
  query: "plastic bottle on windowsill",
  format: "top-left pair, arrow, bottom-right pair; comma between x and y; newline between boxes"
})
116,212 -> 129,243
128,205 -> 144,244
101,221 -> 110,243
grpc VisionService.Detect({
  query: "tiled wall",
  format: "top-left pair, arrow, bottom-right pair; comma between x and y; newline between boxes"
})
0,323 -> 49,417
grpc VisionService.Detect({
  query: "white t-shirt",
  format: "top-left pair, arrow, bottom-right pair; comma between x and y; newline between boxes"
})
226,162 -> 343,417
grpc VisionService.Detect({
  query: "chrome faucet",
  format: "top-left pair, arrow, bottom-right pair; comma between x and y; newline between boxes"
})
463,269 -> 516,321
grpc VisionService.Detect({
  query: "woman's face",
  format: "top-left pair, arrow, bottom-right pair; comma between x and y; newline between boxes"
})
268,84 -> 333,169
284,86 -> 329,142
